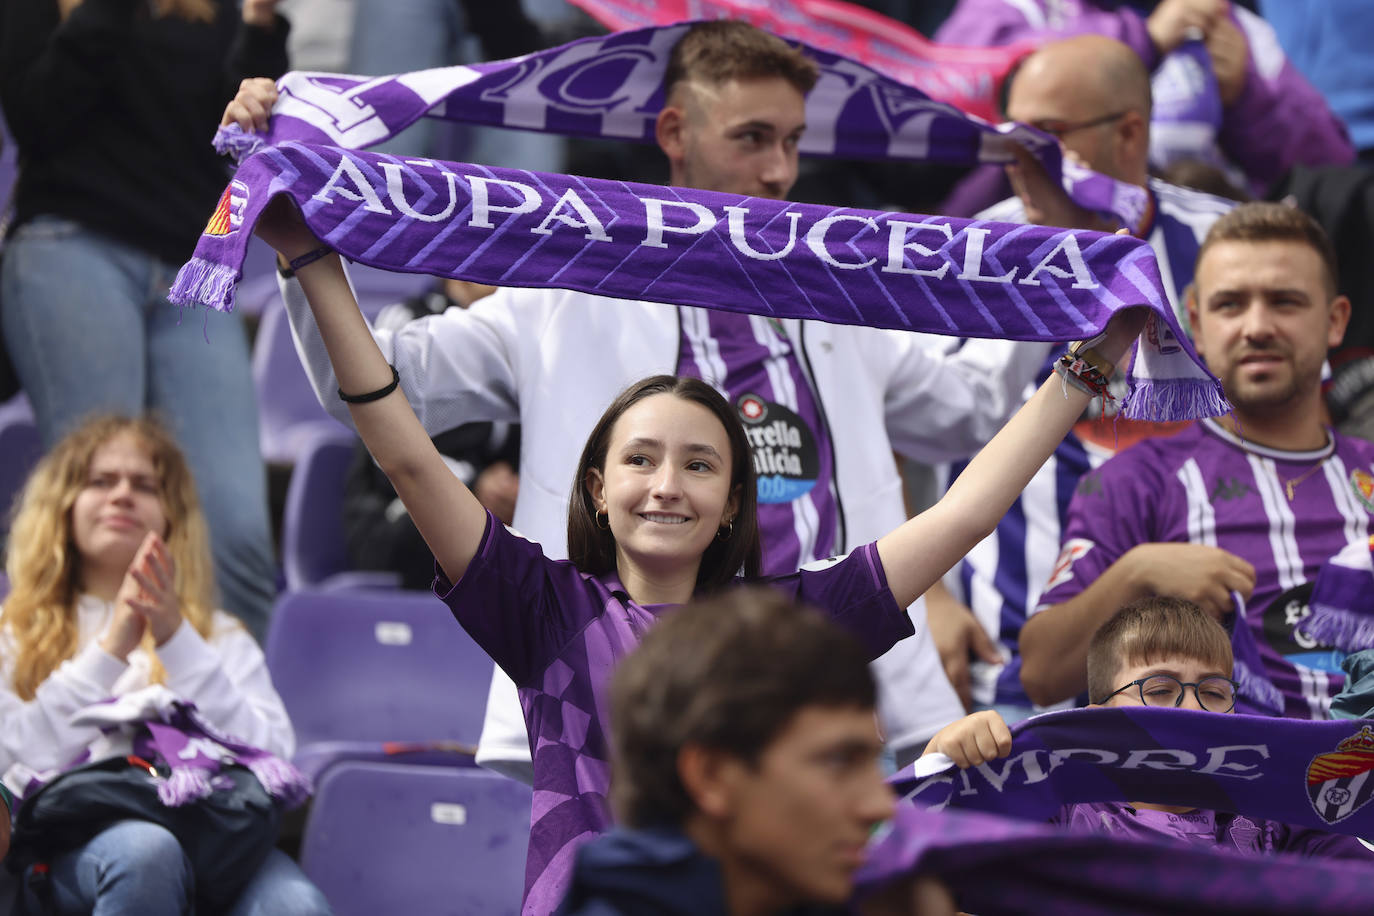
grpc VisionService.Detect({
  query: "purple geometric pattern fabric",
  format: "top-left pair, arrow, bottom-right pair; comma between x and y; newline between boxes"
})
435,512 -> 911,913
1051,800 -> 1370,859
857,800 -> 1374,915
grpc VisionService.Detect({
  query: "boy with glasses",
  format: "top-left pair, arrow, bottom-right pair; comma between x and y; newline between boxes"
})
922,596 -> 1371,858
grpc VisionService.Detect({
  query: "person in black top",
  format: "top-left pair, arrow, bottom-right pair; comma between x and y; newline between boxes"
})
342,279 -> 521,590
0,0 -> 289,640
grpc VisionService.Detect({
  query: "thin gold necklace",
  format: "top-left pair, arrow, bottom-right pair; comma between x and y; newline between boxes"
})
1221,421 -> 1332,501
1279,458 -> 1329,501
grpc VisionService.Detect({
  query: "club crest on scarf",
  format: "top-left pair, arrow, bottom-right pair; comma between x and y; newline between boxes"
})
1306,725 -> 1374,825
203,180 -> 249,237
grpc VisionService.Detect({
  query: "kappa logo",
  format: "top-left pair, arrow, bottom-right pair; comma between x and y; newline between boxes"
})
204,180 -> 249,237
1210,476 -> 1254,503
1044,538 -> 1094,593
1306,725 -> 1374,824
1351,469 -> 1374,513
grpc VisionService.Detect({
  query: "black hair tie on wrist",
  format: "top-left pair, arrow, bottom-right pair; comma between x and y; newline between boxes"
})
288,244 -> 334,273
338,364 -> 400,404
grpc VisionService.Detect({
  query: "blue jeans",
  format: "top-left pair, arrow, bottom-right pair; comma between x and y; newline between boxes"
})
0,217 -> 275,639
36,820 -> 330,915
348,0 -> 566,171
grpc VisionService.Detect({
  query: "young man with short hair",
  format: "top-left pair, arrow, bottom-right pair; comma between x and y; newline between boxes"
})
558,588 -> 953,916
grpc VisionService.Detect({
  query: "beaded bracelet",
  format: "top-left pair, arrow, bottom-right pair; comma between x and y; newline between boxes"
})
1054,332 -> 1115,401
1053,358 -> 1113,400
339,364 -> 401,404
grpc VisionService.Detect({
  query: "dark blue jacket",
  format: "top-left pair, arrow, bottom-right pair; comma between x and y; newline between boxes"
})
555,826 -> 847,916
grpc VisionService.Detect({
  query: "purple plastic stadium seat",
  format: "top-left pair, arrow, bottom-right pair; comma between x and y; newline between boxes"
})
0,395 -> 41,539
252,301 -> 349,466
264,588 -> 496,780
301,762 -> 531,916
248,268 -> 434,467
280,424 -> 400,592
0,104 -> 17,218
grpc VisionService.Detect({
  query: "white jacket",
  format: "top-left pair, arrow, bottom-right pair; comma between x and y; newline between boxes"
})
282,277 -> 1049,761
1,597 -> 295,795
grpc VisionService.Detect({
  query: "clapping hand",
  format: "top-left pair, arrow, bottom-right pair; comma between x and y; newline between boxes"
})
102,532 -> 183,660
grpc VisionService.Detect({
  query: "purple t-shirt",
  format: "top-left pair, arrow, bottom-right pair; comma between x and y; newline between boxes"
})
676,307 -> 838,575
436,511 -> 911,915
1052,801 -> 1371,860
1037,419 -> 1374,718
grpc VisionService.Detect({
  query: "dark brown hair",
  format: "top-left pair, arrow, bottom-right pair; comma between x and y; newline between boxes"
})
663,20 -> 818,100
1196,201 -> 1341,298
566,375 -> 761,591
1086,596 -> 1233,704
609,587 -> 876,828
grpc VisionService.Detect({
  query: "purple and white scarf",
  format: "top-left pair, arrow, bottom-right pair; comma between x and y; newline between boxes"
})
172,23 -> 1230,422
1299,537 -> 1374,653
212,22 -> 1144,227
21,686 -> 309,810
893,706 -> 1374,837
1228,591 -> 1286,715
173,145 -> 1224,421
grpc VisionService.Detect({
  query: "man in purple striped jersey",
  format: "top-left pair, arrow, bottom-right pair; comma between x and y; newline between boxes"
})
1023,202 -> 1372,718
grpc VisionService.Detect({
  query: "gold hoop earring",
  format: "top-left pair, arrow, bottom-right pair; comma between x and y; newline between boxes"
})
595,510 -> 610,530
717,519 -> 734,541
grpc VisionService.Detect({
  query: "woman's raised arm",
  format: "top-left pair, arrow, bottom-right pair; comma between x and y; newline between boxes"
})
877,307 -> 1147,608
255,200 -> 490,584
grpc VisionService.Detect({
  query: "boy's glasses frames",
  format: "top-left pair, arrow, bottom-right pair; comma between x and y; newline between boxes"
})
1097,674 -> 1239,713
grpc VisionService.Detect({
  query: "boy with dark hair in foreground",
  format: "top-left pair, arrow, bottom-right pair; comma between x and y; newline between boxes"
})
925,596 -> 1373,857
557,587 -> 953,916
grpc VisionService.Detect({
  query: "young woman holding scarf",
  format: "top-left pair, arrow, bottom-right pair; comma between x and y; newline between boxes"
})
256,196 -> 1145,913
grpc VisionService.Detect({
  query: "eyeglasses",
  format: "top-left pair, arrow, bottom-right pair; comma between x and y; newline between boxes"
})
1098,674 -> 1239,713
1029,111 -> 1129,140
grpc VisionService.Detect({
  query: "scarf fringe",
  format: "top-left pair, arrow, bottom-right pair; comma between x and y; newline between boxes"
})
1233,657 -> 1284,715
1298,605 -> 1374,654
213,124 -> 266,163
1121,377 -> 1230,422
247,756 -> 313,810
159,766 -> 214,807
169,258 -> 239,313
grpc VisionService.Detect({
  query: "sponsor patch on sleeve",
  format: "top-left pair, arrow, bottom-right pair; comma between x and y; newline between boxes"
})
1044,538 -> 1095,593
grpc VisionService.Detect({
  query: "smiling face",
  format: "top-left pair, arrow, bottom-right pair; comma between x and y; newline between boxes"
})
659,75 -> 806,200
70,433 -> 168,582
1188,239 -> 1350,424
705,704 -> 894,910
585,393 -> 741,591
